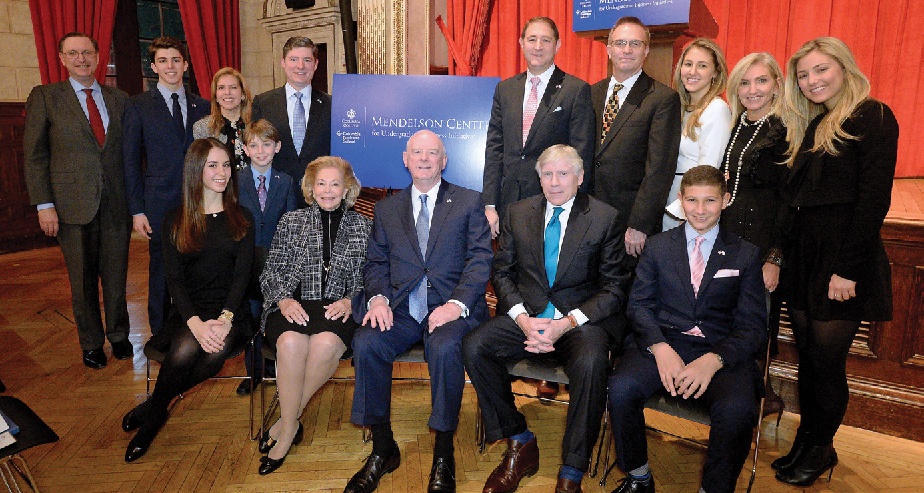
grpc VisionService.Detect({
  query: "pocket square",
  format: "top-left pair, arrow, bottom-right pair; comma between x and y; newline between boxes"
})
714,269 -> 739,278
553,106 -> 562,112
681,326 -> 706,338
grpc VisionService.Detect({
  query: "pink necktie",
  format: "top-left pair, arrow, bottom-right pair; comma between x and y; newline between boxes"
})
257,175 -> 267,212
690,236 -> 705,297
83,89 -> 105,146
522,76 -> 540,145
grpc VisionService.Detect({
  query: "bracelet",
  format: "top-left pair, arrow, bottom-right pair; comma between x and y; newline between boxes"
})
715,352 -> 725,368
218,309 -> 234,323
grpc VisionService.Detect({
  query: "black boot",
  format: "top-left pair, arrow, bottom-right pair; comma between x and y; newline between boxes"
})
771,428 -> 809,471
774,443 -> 837,487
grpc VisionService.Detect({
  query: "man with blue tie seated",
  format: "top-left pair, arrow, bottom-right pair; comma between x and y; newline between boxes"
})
607,165 -> 767,493
463,144 -> 630,493
347,130 -> 493,493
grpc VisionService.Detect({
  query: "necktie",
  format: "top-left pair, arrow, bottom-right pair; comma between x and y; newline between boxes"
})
82,88 -> 105,146
538,206 -> 564,318
410,194 -> 431,322
257,175 -> 267,212
171,93 -> 184,135
690,235 -> 706,297
601,83 -> 623,142
293,92 -> 306,154
522,76 -> 540,146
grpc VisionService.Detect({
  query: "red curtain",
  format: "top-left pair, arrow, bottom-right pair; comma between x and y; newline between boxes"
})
438,0 -> 493,76
687,0 -> 924,177
28,0 -> 118,84
449,0 -> 609,83
177,0 -> 241,99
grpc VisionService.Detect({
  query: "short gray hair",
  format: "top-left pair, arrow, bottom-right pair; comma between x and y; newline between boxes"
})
535,144 -> 583,175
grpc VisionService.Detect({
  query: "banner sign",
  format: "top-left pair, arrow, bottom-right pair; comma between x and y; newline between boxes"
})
331,74 -> 500,192
573,0 -> 691,32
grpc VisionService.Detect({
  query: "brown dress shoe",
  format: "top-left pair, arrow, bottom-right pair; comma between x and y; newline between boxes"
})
483,437 -> 539,493
554,477 -> 582,493
536,380 -> 559,401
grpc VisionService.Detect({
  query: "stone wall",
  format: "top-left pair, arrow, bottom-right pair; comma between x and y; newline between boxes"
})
240,0 -> 275,96
0,0 -> 40,102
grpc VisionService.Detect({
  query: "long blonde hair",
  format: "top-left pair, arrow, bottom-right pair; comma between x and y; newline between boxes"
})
207,67 -> 253,136
673,38 -> 728,140
726,52 -> 784,122
783,37 -> 870,167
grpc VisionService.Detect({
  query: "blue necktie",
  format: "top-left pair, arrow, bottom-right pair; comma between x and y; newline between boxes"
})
293,92 -> 306,154
410,194 -> 430,322
538,206 -> 563,318
171,93 -> 184,135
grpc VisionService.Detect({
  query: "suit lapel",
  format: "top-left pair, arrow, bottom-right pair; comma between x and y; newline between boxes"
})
697,228 -> 731,299
58,83 -> 98,147
600,73 -> 652,152
265,171 -> 285,214
100,86 -> 121,149
555,194 -> 591,285
526,67 -> 565,147
425,181 -> 453,260
668,227 -> 697,306
239,169 -> 260,217
398,187 -> 423,261
303,87 -> 324,156
526,197 -> 549,288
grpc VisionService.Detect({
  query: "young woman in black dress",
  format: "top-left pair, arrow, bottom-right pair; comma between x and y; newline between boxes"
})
721,52 -> 789,422
775,37 -> 898,486
256,156 -> 372,474
122,138 -> 254,462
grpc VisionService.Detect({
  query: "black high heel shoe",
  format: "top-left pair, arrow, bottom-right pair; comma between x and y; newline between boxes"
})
258,421 -> 303,454
775,443 -> 838,486
125,412 -> 168,463
771,428 -> 809,471
257,423 -> 304,475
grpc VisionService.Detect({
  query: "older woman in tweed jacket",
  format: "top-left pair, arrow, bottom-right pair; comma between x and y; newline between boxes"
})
257,156 -> 372,474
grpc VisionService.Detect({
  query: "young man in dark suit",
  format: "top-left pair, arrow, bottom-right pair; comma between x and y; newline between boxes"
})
608,166 -> 767,493
346,130 -> 493,493
234,119 -> 298,395
122,36 -> 209,336
24,32 -> 132,368
589,17 -> 681,260
464,144 -> 630,493
483,16 -> 595,239
251,36 -> 331,206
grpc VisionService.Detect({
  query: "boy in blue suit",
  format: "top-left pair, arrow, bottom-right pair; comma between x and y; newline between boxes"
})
236,119 -> 298,395
123,37 -> 209,335
608,165 -> 767,493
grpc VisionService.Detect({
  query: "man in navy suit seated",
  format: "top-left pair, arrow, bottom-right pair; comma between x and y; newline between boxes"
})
346,130 -> 493,493
608,165 -> 767,493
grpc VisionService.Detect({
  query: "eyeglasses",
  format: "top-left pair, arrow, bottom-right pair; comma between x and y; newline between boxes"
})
62,50 -> 97,59
608,39 -> 646,49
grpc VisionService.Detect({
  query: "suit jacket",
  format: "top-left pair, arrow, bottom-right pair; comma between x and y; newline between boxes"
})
251,86 -> 332,185
483,67 -> 595,216
628,225 -> 767,367
122,88 -> 209,225
492,193 -> 630,342
261,205 -> 372,317
23,81 -> 129,225
237,166 -> 298,249
363,181 -> 493,325
590,72 -> 681,237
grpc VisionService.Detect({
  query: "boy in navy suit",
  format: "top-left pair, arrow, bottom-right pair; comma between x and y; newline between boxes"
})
123,36 -> 209,335
608,165 -> 767,493
235,119 -> 298,395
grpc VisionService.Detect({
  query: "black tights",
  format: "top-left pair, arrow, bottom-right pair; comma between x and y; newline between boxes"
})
788,308 -> 859,445
138,325 -> 241,437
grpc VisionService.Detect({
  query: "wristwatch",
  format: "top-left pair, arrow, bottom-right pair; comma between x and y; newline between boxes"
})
219,309 -> 234,324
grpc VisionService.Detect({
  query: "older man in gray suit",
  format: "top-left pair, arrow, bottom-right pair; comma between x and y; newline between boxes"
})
23,32 -> 132,369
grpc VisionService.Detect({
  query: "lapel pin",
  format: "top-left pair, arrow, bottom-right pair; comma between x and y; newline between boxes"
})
445,198 -> 452,203
718,250 -> 726,255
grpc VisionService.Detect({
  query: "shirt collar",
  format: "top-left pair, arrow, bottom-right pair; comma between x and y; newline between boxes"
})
68,77 -> 101,93
156,83 -> 185,102
684,222 -> 720,244
285,83 -> 312,100
412,180 -> 441,201
609,69 -> 642,94
527,64 -> 557,87
545,195 -> 575,216
251,166 -> 272,181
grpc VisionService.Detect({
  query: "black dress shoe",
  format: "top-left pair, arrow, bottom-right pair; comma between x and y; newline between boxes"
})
125,412 -> 167,462
428,456 -> 455,492
611,474 -> 655,493
83,348 -> 107,369
122,406 -> 145,432
344,445 -> 401,493
774,444 -> 837,487
259,421 -> 302,454
112,339 -> 134,360
237,377 -> 262,396
257,421 -> 304,474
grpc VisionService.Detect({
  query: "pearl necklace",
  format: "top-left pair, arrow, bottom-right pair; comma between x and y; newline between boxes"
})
723,112 -> 769,206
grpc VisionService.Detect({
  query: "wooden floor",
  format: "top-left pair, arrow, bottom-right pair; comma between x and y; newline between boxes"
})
1,238 -> 923,492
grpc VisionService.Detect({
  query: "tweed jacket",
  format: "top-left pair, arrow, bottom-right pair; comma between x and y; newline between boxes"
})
260,205 -> 372,319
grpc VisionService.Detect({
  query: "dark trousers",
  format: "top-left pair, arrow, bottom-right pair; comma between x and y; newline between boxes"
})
463,316 -> 611,470
351,302 -> 476,432
147,221 -> 171,335
57,195 -> 131,350
608,344 -> 759,493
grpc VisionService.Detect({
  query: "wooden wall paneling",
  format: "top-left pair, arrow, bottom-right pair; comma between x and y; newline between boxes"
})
0,102 -> 45,246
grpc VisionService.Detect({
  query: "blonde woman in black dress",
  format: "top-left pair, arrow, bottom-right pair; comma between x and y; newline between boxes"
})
721,52 -> 789,422
775,37 -> 898,486
256,156 -> 372,474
